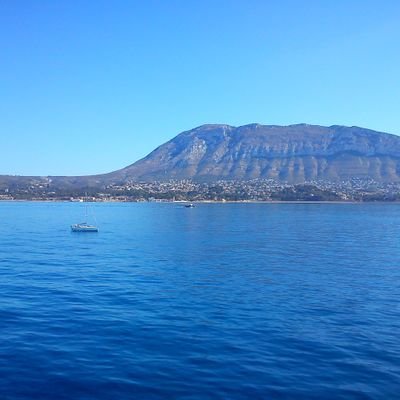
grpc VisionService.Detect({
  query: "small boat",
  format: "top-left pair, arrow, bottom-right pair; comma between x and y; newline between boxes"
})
71,194 -> 98,232
184,203 -> 195,208
71,222 -> 98,232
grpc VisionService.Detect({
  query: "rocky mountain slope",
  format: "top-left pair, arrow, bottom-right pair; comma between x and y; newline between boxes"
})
2,123 -> 400,190
109,123 -> 400,183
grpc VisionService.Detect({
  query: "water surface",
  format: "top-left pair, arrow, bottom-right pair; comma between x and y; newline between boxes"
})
1,202 -> 400,399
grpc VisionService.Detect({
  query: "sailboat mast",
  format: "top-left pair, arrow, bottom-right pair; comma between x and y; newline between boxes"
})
85,192 -> 88,222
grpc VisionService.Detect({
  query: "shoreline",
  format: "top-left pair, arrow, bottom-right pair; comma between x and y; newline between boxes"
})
1,199 -> 399,204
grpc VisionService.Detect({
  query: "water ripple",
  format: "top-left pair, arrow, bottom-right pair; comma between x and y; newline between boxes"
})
0,202 -> 400,399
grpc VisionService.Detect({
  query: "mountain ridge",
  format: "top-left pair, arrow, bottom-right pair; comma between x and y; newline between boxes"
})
108,123 -> 400,183
2,123 -> 400,188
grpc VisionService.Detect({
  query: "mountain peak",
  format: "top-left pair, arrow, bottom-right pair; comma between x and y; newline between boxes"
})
111,123 -> 400,183
191,123 -> 234,131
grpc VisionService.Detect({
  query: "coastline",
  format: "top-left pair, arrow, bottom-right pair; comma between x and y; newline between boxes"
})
0,199 -> 398,204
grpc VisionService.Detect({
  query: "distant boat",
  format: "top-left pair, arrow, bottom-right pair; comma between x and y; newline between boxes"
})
184,203 -> 195,208
71,195 -> 98,232
71,222 -> 98,232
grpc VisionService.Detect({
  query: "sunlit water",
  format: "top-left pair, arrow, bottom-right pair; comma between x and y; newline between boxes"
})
1,202 -> 400,399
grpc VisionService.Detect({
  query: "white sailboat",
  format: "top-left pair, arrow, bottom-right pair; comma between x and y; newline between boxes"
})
71,195 -> 98,232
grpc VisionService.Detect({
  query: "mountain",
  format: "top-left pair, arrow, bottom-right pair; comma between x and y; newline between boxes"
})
108,123 -> 400,183
2,123 -> 400,190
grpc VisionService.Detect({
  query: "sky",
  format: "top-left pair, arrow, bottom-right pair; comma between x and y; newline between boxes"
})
1,0 -> 400,176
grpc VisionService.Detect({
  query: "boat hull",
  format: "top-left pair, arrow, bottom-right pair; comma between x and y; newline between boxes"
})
71,224 -> 98,232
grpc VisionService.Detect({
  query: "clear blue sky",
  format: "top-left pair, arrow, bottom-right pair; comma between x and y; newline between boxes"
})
1,0 -> 400,176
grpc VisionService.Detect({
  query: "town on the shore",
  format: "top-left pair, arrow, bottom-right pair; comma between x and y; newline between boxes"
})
1,178 -> 400,202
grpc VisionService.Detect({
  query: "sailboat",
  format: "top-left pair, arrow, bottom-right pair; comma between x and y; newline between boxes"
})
71,195 -> 98,232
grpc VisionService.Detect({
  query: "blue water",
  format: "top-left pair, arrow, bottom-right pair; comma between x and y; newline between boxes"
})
1,202 -> 400,399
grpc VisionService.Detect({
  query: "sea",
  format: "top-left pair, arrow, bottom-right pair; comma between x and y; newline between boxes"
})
1,201 -> 399,399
